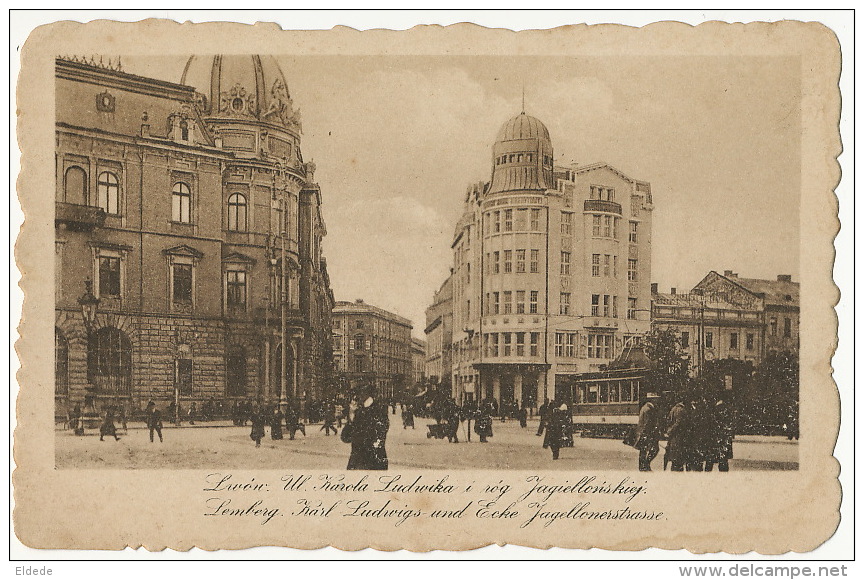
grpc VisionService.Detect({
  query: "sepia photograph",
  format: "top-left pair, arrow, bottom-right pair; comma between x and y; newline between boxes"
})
12,12 -> 848,556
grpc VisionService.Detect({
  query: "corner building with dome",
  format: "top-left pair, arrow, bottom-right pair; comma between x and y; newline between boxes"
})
427,112 -> 653,409
53,55 -> 335,420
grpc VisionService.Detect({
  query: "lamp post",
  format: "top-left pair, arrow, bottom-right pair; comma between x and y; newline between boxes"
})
77,279 -> 100,426
280,229 -> 289,416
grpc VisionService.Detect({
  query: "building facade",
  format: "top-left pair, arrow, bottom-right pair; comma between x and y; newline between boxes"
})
429,112 -> 654,409
411,337 -> 427,388
54,55 -> 335,419
331,299 -> 414,400
651,270 -> 800,372
423,273 -> 453,387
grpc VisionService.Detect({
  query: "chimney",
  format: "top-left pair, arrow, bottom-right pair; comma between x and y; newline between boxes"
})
671,288 -> 677,295
355,299 -> 364,304
650,283 -> 658,294
723,270 -> 733,277
777,275 -> 792,282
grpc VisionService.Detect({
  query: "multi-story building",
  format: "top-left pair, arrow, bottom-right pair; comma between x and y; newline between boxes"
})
430,112 -> 654,409
54,55 -> 335,419
411,337 -> 427,388
651,270 -> 799,372
423,273 -> 453,387
331,299 -> 414,400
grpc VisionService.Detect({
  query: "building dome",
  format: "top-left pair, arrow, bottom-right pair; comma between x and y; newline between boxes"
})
489,112 -> 554,194
180,55 -> 301,134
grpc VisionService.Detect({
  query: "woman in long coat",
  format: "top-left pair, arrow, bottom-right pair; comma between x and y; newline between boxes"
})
402,404 -> 415,429
99,407 -> 120,441
543,403 -> 570,460
704,398 -> 733,472
249,405 -> 266,448
270,406 -> 284,440
341,386 -> 389,470
474,399 -> 494,443
665,398 -> 688,471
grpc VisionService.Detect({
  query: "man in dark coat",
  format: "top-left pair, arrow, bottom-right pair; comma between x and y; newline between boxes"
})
285,405 -> 306,440
543,402 -> 570,460
402,404 -> 415,429
320,402 -> 338,436
270,406 -> 284,440
341,385 -> 389,470
445,400 -> 462,443
145,401 -> 163,443
665,398 -> 688,471
635,393 -> 662,471
474,399 -> 494,443
536,398 -> 550,436
249,405 -> 266,447
99,407 -> 120,441
704,397 -> 733,472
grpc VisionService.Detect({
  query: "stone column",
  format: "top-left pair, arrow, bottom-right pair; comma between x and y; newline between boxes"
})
536,371 -> 547,406
514,372 -> 523,407
492,375 -> 501,403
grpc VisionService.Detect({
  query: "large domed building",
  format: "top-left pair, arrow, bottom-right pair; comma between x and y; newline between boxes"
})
425,110 -> 654,417
53,54 -> 335,422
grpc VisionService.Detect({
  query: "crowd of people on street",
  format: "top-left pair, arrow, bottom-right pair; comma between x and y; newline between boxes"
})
634,392 -> 734,472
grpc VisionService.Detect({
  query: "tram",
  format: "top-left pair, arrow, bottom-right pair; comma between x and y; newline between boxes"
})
562,367 -> 651,438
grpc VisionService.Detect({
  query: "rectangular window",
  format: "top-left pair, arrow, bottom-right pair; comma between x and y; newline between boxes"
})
530,249 -> 540,273
628,259 -> 638,281
566,333 -> 576,357
494,211 -> 501,233
516,249 -> 526,273
173,263 -> 193,303
226,270 -> 247,309
560,251 -> 571,275
530,333 -> 539,356
590,186 -> 615,202
530,291 -> 538,314
603,294 -> 610,317
746,333 -> 755,350
629,221 -> 638,243
493,251 -> 500,274
591,294 -> 600,317
770,317 -> 778,336
603,215 -> 612,237
493,292 -> 500,314
176,358 -> 193,396
516,291 -> 526,314
706,332 -> 714,348
628,297 -> 637,319
613,217 -> 619,239
516,332 -> 525,356
555,333 -> 565,357
592,254 -> 600,277
560,292 -> 571,315
604,254 -> 611,277
504,250 -> 512,273
784,318 -> 792,338
561,211 -> 572,235
503,291 -> 512,314
531,208 -> 541,230
503,333 -> 512,356
612,295 -> 618,318
592,214 -> 602,236
588,334 -> 612,358
614,255 -> 618,278
504,209 -> 513,231
681,331 -> 690,348
98,256 -> 121,297
466,300 -> 471,319
491,333 -> 499,357
730,332 -> 739,349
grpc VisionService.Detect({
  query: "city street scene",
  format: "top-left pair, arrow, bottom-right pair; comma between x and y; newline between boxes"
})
54,52 -> 800,472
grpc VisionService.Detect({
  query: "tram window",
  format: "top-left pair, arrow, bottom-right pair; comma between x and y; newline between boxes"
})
587,385 -> 598,404
599,383 -> 609,403
577,385 -> 586,403
609,382 -> 620,402
632,380 -> 640,401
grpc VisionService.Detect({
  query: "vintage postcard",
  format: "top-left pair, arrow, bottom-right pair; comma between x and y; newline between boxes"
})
13,17 -> 842,553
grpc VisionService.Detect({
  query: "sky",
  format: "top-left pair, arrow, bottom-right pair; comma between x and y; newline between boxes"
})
127,54 -> 801,339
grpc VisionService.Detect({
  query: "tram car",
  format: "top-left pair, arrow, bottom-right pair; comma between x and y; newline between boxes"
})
565,367 -> 650,439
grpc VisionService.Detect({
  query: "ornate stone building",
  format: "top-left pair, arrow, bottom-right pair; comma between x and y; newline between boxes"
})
331,299 -> 414,401
54,55 -> 335,419
429,112 -> 654,409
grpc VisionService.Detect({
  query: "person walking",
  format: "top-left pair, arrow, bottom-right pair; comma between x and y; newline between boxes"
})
518,405 -> 528,429
188,401 -> 198,426
320,402 -> 338,436
704,397 -> 733,472
543,402 -> 570,460
286,405 -> 306,440
249,404 -> 266,448
536,398 -> 550,436
665,397 -> 688,471
341,385 -> 389,470
474,399 -> 494,443
270,406 -> 284,440
402,403 -> 415,429
70,403 -> 84,436
145,401 -> 164,443
445,400 -> 462,443
634,393 -> 662,471
99,407 -> 120,441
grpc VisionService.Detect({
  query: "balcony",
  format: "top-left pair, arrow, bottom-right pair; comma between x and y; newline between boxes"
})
583,199 -> 622,215
55,202 -> 106,231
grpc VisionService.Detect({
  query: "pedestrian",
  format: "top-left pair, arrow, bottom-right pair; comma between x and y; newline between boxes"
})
474,399 -> 493,443
271,406 -> 284,440
402,403 -> 415,429
634,393 -> 662,471
518,405 -> 528,429
446,400 -> 461,443
684,397 -> 707,471
543,402 -> 570,460
249,404 -> 266,448
341,384 -> 389,470
704,397 -> 733,472
320,402 -> 338,436
70,403 -> 84,436
188,401 -> 199,425
286,405 -> 306,440
536,398 -> 550,436
145,401 -> 163,443
99,407 -> 120,442
665,397 -> 688,471
119,403 -> 128,433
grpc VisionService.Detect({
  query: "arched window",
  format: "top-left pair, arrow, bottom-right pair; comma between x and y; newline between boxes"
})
97,171 -> 119,214
55,328 -> 68,396
87,327 -> 132,396
227,193 -> 247,231
172,182 -> 191,223
180,119 -> 189,141
64,166 -> 87,205
225,345 -> 246,397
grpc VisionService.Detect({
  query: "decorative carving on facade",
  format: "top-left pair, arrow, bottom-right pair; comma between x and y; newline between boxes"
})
95,91 -> 115,113
219,83 -> 256,117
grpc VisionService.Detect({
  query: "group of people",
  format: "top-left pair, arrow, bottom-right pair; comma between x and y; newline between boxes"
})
537,399 -> 575,460
248,404 -> 308,447
634,393 -> 734,472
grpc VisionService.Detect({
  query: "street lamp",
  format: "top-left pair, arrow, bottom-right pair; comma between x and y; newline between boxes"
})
77,279 -> 100,427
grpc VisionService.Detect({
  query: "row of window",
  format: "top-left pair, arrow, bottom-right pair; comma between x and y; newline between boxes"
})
576,380 -> 641,404
484,332 -> 541,358
555,333 -> 615,359
678,330 -> 756,351
487,250 -> 541,274
485,208 -> 545,233
769,317 -> 794,338
481,331 -> 615,360
485,290 -> 540,315
589,185 -> 615,202
494,153 -> 537,165
63,167 -> 253,231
